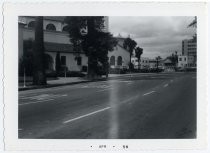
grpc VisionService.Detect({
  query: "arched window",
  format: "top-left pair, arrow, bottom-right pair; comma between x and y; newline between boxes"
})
62,25 -> 68,32
110,56 -> 115,66
28,21 -> 35,28
46,24 -> 56,31
117,56 -> 122,66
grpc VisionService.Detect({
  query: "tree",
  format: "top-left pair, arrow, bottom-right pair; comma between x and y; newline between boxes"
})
167,51 -> 178,67
155,56 -> 162,73
188,16 -> 197,42
55,52 -> 61,75
135,47 -> 143,70
188,16 -> 197,28
123,37 -> 137,71
32,16 -> 46,85
64,16 -> 117,79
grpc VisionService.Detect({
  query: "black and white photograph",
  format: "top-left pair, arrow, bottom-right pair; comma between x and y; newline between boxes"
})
18,16 -> 197,139
3,2 -> 208,151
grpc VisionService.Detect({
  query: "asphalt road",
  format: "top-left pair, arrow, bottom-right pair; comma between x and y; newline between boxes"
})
18,72 -> 196,139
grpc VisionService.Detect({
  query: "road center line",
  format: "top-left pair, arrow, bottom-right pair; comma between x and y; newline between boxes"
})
63,107 -> 111,124
19,99 -> 54,106
143,91 -> 156,96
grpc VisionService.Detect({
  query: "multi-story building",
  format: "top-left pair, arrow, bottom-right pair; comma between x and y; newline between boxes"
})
182,39 -> 197,57
180,38 -> 197,68
178,38 -> 197,68
18,16 -> 130,74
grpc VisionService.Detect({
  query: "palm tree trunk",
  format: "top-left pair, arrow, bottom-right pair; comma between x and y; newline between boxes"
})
33,16 -> 46,85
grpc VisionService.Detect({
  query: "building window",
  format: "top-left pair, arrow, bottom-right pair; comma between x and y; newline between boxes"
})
61,56 -> 66,66
184,58 -> 186,61
77,57 -> 82,65
46,23 -> 56,31
110,56 -> 115,66
179,58 -> 182,61
28,21 -> 35,28
117,56 -> 122,66
62,25 -> 68,32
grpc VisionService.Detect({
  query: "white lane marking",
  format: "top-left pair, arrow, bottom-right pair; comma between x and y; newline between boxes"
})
170,80 -> 174,82
164,84 -> 168,87
143,91 -> 156,96
18,129 -> 23,131
19,99 -> 54,106
63,107 -> 111,124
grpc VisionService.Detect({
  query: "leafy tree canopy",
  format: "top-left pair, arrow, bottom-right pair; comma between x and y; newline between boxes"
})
123,37 -> 137,54
135,47 -> 143,60
64,16 -> 117,77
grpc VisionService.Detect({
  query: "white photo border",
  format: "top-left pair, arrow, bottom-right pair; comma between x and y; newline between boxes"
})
3,2 -> 208,151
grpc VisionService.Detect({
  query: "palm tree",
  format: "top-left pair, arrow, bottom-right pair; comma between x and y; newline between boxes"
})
188,16 -> 197,42
135,47 -> 143,70
123,37 -> 137,71
188,16 -> 197,28
32,16 -> 46,85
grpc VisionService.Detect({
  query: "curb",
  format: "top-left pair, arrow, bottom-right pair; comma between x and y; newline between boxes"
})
19,78 -> 107,91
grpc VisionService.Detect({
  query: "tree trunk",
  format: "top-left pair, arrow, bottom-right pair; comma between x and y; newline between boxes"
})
138,58 -> 140,71
87,56 -> 97,79
129,51 -> 132,72
86,18 -> 98,79
33,16 -> 46,85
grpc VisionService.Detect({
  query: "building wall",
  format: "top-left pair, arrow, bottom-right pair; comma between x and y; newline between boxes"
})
22,28 -> 70,44
140,57 -> 150,69
178,55 -> 195,68
149,60 -> 157,69
47,52 -> 88,71
182,39 -> 197,57
108,45 -> 130,69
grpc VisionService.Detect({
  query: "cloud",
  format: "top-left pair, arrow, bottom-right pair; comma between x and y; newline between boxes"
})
109,16 -> 196,59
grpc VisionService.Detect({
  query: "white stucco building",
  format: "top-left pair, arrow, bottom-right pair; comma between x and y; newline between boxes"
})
18,16 -> 130,74
178,55 -> 196,68
131,57 -> 149,69
109,37 -> 130,69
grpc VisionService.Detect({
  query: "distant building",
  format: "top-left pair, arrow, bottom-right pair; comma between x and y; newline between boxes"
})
178,55 -> 196,68
131,57 -> 149,69
182,39 -> 197,57
180,38 -> 197,68
140,57 -> 150,69
163,58 -> 175,72
149,59 -> 157,69
131,56 -> 138,69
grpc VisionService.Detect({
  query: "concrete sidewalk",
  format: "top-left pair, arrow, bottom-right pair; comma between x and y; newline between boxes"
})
19,76 -> 108,91
18,72 -> 161,91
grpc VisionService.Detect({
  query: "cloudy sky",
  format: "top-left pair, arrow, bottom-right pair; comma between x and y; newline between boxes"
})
109,16 -> 196,59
